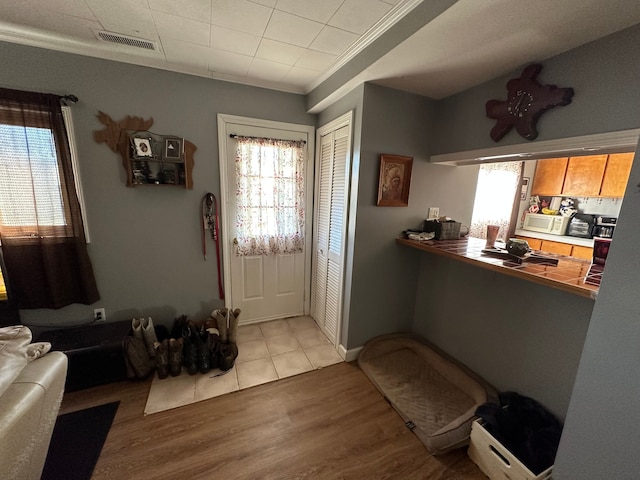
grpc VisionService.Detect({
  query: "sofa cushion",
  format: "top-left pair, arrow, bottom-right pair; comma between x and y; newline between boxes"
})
0,325 -> 32,397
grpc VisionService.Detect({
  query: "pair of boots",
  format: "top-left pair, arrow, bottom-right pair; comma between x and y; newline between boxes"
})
182,323 -> 211,375
153,338 -> 184,379
132,317 -> 158,359
211,308 -> 241,344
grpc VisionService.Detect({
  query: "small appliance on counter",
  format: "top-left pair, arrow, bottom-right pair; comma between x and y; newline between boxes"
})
566,213 -> 596,239
522,213 -> 570,235
592,216 -> 617,238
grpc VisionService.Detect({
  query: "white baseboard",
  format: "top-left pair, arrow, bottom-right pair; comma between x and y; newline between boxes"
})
338,344 -> 363,362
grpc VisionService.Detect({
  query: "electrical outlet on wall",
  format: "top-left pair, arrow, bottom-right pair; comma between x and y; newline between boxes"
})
428,207 -> 440,220
94,308 -> 106,322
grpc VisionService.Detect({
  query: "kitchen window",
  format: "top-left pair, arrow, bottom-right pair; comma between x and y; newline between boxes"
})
469,161 -> 522,240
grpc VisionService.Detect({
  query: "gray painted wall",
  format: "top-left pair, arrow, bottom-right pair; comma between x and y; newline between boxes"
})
411,253 -> 592,419
415,22 -> 640,474
0,41 -> 315,329
431,24 -> 640,155
553,148 -> 640,478
345,84 -> 434,348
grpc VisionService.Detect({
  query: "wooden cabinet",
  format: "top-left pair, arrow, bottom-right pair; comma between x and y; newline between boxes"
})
599,152 -> 634,197
531,153 -> 633,199
517,235 -> 592,259
561,155 -> 608,196
530,157 -> 568,195
571,245 -> 594,260
541,240 -> 573,256
516,236 -> 541,250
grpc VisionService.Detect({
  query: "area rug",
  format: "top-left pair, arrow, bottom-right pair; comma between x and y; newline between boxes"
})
41,401 -> 120,480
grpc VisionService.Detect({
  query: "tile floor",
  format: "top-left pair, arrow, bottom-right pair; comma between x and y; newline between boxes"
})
144,315 -> 343,415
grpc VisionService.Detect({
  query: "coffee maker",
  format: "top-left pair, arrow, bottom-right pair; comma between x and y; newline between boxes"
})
592,216 -> 617,238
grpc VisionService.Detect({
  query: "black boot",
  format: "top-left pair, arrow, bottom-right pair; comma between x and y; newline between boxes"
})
182,324 -> 198,375
195,327 -> 211,374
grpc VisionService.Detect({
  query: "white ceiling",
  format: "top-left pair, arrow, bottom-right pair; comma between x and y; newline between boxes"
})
0,0 -> 639,103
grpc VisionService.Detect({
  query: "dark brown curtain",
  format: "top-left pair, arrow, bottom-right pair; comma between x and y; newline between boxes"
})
0,87 -> 99,309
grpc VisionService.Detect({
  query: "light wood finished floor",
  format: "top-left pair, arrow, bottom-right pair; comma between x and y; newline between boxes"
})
60,362 -> 488,480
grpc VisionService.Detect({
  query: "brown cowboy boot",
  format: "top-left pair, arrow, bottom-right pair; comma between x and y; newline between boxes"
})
211,308 -> 229,343
168,337 -> 183,376
227,308 -> 241,345
154,339 -> 169,379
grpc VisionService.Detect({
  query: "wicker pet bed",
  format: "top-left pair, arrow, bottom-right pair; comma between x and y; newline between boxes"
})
358,333 -> 498,455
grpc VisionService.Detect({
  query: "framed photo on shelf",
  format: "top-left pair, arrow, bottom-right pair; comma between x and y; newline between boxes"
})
376,154 -> 413,207
133,137 -> 153,158
164,136 -> 183,161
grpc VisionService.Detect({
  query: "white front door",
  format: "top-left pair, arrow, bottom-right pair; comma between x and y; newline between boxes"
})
217,115 -> 315,324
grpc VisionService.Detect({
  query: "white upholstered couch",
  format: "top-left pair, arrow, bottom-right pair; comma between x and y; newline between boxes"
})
0,325 -> 68,480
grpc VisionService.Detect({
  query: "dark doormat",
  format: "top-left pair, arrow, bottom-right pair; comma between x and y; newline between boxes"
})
42,401 -> 120,480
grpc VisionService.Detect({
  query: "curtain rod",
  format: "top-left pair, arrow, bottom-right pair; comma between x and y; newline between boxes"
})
61,94 -> 78,105
229,134 -> 306,144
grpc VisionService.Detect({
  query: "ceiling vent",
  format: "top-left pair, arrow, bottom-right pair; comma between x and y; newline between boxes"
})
96,30 -> 157,51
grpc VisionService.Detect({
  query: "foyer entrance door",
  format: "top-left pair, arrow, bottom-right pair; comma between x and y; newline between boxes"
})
217,114 -> 315,324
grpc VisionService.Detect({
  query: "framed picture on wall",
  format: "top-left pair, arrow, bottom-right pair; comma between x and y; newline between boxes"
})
163,136 -> 183,161
376,154 -> 413,207
133,137 -> 153,158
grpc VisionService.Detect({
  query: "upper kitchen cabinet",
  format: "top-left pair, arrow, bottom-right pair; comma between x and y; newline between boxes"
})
599,152 -> 635,197
561,155 -> 608,196
530,157 -> 568,195
530,153 -> 634,198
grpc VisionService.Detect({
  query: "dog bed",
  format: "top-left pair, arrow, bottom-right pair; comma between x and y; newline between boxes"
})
358,333 -> 498,455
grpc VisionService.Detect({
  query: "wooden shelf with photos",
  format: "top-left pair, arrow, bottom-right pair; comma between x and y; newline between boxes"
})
123,130 -> 195,189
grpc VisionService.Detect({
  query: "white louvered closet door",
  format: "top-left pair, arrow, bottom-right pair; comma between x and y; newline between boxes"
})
311,114 -> 351,346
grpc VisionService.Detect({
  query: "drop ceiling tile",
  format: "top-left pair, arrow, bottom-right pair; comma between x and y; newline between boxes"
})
211,0 -> 272,36
210,25 -> 261,56
209,48 -> 253,76
264,10 -> 324,48
152,11 -> 210,46
248,57 -> 291,82
19,0 -> 97,21
295,49 -> 336,71
148,0 -> 211,22
281,66 -> 319,86
162,39 -> 211,69
85,0 -> 159,40
275,0 -> 343,24
250,0 -> 276,7
310,25 -> 359,55
328,0 -> 392,35
0,4 -> 102,41
256,38 -> 305,65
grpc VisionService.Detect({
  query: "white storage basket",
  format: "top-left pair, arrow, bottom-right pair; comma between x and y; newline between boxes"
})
468,419 -> 553,480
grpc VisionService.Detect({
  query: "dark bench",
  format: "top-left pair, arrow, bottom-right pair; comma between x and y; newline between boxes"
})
36,320 -> 132,391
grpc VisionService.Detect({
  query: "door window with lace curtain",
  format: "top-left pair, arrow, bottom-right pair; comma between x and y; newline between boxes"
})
234,137 -> 305,256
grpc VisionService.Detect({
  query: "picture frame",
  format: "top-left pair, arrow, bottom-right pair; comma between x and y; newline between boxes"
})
377,154 -> 413,206
164,136 -> 183,161
133,137 -> 153,158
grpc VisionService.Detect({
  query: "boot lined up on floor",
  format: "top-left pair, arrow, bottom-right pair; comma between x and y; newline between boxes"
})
149,309 -> 242,379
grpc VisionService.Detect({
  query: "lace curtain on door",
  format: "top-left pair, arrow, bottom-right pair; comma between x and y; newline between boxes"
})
234,137 -> 305,256
470,161 -> 522,240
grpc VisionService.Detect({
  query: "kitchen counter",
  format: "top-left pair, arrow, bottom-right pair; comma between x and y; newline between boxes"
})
397,236 -> 599,299
514,229 -> 594,247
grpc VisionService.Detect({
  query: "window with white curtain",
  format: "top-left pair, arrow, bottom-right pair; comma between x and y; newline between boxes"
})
470,161 -> 522,240
234,136 -> 305,256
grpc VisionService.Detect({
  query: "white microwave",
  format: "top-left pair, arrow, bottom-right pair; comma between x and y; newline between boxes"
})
522,213 -> 570,235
